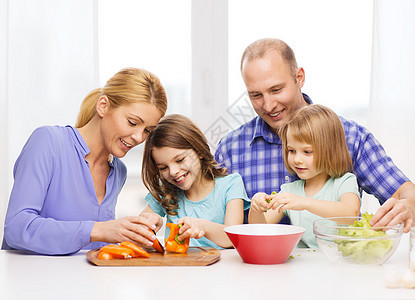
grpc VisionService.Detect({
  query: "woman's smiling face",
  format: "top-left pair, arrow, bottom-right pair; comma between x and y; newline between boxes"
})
151,146 -> 202,192
100,101 -> 163,158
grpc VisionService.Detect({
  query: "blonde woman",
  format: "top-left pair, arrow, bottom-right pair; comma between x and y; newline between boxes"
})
3,68 -> 167,255
249,104 -> 360,248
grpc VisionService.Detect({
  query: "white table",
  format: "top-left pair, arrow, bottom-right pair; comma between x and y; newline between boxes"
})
0,234 -> 414,300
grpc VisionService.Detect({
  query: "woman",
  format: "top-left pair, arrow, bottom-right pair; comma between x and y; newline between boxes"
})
2,67 -> 168,255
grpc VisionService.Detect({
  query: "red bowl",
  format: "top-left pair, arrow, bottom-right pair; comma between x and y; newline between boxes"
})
224,224 -> 305,265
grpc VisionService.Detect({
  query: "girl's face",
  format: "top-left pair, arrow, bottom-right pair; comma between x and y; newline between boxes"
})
151,147 -> 202,192
286,128 -> 323,180
100,101 -> 163,158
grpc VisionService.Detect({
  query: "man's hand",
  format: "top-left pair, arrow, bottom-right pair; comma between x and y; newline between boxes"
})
371,182 -> 415,233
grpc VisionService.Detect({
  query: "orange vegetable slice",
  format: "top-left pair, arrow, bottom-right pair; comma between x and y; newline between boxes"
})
100,244 -> 135,258
97,251 -> 114,260
120,241 -> 150,258
149,229 -> 165,253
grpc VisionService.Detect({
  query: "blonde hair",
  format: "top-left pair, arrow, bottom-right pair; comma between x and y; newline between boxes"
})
279,104 -> 352,178
241,38 -> 298,80
142,114 -> 227,216
75,68 -> 167,127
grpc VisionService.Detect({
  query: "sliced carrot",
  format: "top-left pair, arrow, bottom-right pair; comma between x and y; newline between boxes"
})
100,244 -> 135,258
120,241 -> 150,258
97,251 -> 114,260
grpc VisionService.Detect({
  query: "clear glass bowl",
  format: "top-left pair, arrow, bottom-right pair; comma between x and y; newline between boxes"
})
313,217 -> 403,265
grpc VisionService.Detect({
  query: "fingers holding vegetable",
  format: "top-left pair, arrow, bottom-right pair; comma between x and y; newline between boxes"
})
122,216 -> 159,247
272,192 -> 307,213
177,217 -> 206,240
91,216 -> 157,248
165,223 -> 190,254
251,192 -> 274,213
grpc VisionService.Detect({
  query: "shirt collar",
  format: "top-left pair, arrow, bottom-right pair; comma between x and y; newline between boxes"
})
251,117 -> 281,145
67,125 -> 115,167
250,93 -> 313,145
67,125 -> 90,156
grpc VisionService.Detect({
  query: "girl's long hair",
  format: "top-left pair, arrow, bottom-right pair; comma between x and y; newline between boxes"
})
279,104 -> 352,178
142,114 -> 227,215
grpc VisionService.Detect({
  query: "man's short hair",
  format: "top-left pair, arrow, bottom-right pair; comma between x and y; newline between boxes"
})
241,38 -> 298,79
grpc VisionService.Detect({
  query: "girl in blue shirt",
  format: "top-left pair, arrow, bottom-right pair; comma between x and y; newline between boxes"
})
249,104 -> 361,248
141,114 -> 250,249
3,68 -> 167,255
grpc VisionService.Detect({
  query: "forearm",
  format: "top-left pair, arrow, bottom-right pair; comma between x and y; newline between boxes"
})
248,210 -> 268,224
392,181 -> 415,229
393,181 -> 415,206
200,220 -> 234,248
5,213 -> 94,255
90,221 -> 109,243
304,198 -> 360,218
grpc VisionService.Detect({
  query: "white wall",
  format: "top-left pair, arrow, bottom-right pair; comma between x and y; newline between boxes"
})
191,0 -> 229,131
0,0 -> 9,240
369,0 -> 415,182
0,0 -> 99,242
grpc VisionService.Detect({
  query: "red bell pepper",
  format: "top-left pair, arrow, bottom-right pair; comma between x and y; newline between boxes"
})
164,223 -> 190,254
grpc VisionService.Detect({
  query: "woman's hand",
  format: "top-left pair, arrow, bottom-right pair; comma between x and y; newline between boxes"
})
91,215 -> 158,247
140,212 -> 164,231
176,217 -> 206,241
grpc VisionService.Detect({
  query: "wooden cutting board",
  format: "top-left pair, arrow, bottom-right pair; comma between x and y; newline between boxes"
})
86,246 -> 221,266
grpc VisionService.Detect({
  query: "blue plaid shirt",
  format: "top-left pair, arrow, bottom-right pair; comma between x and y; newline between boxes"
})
215,94 -> 408,207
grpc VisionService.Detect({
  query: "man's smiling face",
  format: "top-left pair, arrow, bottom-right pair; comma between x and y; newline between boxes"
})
242,51 -> 306,133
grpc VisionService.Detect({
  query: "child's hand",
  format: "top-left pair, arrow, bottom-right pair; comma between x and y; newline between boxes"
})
251,192 -> 277,213
176,217 -> 206,241
272,192 -> 308,213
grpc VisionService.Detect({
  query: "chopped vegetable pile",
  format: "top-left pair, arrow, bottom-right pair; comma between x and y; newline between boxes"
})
335,213 -> 393,264
97,241 -> 150,260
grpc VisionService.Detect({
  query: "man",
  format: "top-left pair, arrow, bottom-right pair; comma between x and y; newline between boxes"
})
215,38 -> 415,232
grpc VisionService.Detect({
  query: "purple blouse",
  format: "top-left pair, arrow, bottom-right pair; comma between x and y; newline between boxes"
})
2,125 -> 127,255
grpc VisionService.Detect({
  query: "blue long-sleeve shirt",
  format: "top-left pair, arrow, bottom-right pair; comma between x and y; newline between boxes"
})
2,125 -> 127,255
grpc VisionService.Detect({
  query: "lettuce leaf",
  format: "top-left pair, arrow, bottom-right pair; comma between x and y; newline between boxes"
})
335,213 -> 393,264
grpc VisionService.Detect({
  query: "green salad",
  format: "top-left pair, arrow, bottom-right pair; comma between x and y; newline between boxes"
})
335,213 -> 393,264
